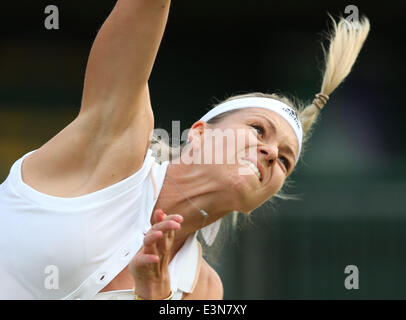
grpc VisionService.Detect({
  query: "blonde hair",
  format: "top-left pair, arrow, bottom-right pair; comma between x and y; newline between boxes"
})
300,15 -> 370,136
151,14 -> 370,201
219,15 -> 370,154
150,15 -> 370,261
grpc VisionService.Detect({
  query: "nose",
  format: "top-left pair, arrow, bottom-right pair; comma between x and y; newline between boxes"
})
258,143 -> 278,166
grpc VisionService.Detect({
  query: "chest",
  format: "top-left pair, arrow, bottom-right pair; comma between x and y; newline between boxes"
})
0,189 -> 151,299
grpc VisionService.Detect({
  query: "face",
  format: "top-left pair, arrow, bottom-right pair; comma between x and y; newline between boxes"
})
187,107 -> 299,214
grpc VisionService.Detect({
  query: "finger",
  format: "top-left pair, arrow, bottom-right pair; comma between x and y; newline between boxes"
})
144,236 -> 159,256
135,253 -> 160,265
152,220 -> 181,233
143,221 -> 178,258
154,209 -> 184,224
156,229 -> 177,266
167,229 -> 175,242
143,230 -> 163,246
153,208 -> 166,224
159,230 -> 174,266
162,214 -> 183,224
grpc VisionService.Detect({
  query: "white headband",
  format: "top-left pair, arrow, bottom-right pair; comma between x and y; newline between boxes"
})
199,97 -> 303,161
198,97 -> 303,247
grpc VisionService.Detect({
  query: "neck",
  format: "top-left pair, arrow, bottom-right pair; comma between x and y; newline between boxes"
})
152,160 -> 234,260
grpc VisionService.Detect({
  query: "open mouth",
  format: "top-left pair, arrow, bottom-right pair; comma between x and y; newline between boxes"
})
238,158 -> 262,182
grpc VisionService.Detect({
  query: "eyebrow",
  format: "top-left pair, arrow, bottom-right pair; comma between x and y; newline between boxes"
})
257,115 -> 297,165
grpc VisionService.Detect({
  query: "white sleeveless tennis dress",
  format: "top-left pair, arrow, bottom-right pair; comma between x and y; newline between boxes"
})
0,149 -> 202,300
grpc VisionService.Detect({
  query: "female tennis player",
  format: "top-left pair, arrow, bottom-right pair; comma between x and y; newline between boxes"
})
0,1 -> 369,300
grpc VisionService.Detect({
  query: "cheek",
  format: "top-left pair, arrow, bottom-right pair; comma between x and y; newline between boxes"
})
249,174 -> 286,211
208,128 -> 256,162
267,169 -> 286,195
202,134 -> 238,165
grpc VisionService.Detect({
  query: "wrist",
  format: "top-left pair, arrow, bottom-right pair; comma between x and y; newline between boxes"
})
133,288 -> 173,300
133,278 -> 171,300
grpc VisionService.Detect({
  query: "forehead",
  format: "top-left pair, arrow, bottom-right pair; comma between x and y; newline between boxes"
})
230,107 -> 300,155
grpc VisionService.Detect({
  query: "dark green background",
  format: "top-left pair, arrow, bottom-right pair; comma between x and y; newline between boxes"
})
1,1 -> 405,299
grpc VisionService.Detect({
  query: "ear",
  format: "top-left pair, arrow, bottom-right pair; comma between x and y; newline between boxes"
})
187,120 -> 208,144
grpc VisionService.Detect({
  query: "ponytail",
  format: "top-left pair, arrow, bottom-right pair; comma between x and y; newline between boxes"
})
299,15 -> 370,136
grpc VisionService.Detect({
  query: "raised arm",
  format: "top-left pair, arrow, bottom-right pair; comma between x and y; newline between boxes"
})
79,0 -> 171,132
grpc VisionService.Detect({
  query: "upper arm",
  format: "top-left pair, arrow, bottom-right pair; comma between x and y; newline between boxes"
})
182,259 -> 224,300
80,0 -> 170,128
206,263 -> 224,300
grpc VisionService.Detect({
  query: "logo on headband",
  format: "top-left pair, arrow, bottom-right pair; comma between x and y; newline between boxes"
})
282,107 -> 301,131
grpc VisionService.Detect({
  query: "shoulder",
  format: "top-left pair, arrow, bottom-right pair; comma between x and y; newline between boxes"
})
182,258 -> 223,300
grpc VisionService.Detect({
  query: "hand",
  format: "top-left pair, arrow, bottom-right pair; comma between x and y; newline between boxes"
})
129,208 -> 183,299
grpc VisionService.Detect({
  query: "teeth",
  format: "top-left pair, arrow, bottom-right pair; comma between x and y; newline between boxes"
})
239,159 -> 261,181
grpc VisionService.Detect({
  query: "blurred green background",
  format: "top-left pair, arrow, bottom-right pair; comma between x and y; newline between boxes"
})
1,0 -> 405,299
